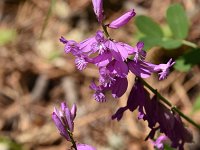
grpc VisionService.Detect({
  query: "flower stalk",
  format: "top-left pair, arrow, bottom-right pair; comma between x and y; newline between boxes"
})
140,78 -> 200,130
67,129 -> 77,150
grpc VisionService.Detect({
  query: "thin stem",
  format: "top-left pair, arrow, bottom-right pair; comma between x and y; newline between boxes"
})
182,40 -> 198,49
101,24 -> 110,38
67,129 -> 77,150
140,78 -> 200,130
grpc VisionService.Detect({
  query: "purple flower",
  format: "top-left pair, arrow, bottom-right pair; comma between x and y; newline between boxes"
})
106,59 -> 129,78
92,0 -> 104,23
108,9 -> 136,29
90,82 -> 106,102
112,80 -> 149,120
52,102 -> 77,141
152,135 -> 169,150
153,58 -> 175,80
132,42 -> 146,62
77,143 -> 96,150
111,77 -> 128,98
127,59 -> 153,78
105,40 -> 129,62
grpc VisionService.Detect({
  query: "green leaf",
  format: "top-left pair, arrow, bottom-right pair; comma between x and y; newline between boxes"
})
159,38 -> 182,49
192,95 -> 200,113
174,58 -> 192,72
174,48 -> 200,72
166,4 -> 189,39
135,15 -> 164,38
140,36 -> 162,50
0,29 -> 16,46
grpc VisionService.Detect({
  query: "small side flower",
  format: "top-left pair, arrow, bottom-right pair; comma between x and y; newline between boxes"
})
52,102 -> 77,141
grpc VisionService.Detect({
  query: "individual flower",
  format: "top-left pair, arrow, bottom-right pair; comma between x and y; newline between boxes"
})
112,79 -> 149,120
152,135 -> 169,150
90,82 -> 106,102
152,58 -> 175,80
52,102 -> 77,141
108,9 -> 136,29
127,59 -> 153,78
92,0 -> 104,23
77,143 -> 96,150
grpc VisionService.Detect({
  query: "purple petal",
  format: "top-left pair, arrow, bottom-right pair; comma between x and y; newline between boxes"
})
77,143 -> 96,150
92,0 -> 104,23
111,77 -> 128,98
52,112 -> 69,140
108,9 -> 136,29
128,60 -> 153,78
64,107 -> 74,132
71,104 -> 77,120
107,60 -> 129,77
112,106 -> 128,121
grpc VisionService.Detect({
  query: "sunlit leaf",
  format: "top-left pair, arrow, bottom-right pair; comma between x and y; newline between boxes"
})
0,29 -> 16,45
166,4 -> 189,39
174,48 -> 200,72
140,36 -> 162,50
159,38 -> 182,49
135,15 -> 163,38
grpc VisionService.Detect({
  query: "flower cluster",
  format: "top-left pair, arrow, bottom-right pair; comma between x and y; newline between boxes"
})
58,0 -> 193,149
60,0 -> 175,102
52,102 -> 96,150
112,80 -> 193,150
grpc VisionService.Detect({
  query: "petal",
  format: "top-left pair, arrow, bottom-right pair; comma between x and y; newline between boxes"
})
108,9 -> 136,29
52,112 -> 69,140
77,143 -> 97,150
111,106 -> 128,121
71,104 -> 77,120
92,0 -> 104,23
111,77 -> 128,98
64,107 -> 74,132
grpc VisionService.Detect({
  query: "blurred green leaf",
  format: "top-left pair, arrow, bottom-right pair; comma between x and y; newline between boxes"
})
174,58 -> 191,72
135,15 -> 164,38
164,144 -> 175,150
0,136 -> 23,150
140,36 -> 162,50
166,4 -> 189,39
174,48 -> 200,72
0,29 -> 16,46
192,95 -> 200,113
159,38 -> 182,49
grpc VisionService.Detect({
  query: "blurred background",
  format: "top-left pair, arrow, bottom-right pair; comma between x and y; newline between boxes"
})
0,0 -> 200,149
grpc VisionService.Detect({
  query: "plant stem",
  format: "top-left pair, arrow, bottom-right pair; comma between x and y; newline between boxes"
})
101,24 -> 110,39
67,129 -> 77,150
182,40 -> 198,49
140,78 -> 200,130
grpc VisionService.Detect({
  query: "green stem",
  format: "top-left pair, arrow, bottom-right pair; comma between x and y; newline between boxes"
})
67,129 -> 77,150
182,40 -> 198,49
101,24 -> 110,39
140,78 -> 200,130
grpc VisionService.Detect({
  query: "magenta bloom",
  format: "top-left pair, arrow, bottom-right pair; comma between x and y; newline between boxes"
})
153,58 -> 175,80
52,102 -> 77,141
152,135 -> 169,150
77,143 -> 96,150
108,9 -> 136,29
92,0 -> 104,23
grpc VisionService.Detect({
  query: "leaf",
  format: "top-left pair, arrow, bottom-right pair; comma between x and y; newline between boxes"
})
159,38 -> 182,49
135,15 -> 163,38
174,58 -> 192,72
166,4 -> 189,39
192,95 -> 200,113
140,36 -> 162,50
174,48 -> 200,72
0,29 -> 16,45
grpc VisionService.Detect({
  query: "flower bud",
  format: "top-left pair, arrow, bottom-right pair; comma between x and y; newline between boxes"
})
108,9 -> 136,29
